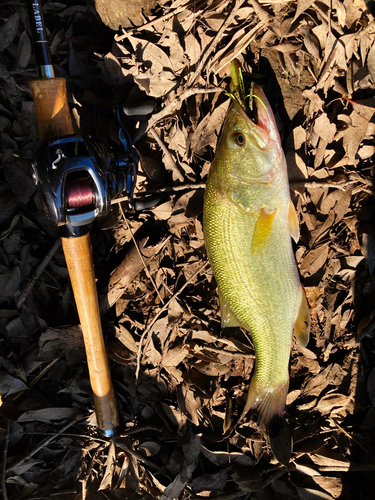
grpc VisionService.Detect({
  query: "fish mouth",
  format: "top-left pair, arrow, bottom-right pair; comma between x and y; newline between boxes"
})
229,102 -> 283,188
238,85 -> 271,135
228,61 -> 273,136
230,97 -> 273,153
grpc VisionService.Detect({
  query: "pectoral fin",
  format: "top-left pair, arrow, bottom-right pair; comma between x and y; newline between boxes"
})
218,288 -> 241,328
294,287 -> 310,347
251,208 -> 277,253
289,200 -> 300,243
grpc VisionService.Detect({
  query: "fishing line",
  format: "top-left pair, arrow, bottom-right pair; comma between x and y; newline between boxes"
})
65,173 -> 94,208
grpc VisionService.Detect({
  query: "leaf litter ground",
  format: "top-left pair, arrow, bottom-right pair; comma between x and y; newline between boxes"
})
1,0 -> 375,498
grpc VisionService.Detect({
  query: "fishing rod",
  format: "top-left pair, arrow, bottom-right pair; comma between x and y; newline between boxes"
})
26,0 -> 144,436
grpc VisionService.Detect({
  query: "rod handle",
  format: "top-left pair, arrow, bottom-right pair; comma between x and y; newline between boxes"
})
61,232 -> 119,435
29,77 -> 74,141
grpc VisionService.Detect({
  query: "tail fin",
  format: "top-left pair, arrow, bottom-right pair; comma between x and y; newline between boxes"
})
240,378 -> 289,430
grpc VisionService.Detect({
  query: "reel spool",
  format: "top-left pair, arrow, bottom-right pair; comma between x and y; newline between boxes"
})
32,134 -> 137,227
65,173 -> 94,209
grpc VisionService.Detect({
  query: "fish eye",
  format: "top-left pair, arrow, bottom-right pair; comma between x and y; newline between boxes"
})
234,133 -> 245,147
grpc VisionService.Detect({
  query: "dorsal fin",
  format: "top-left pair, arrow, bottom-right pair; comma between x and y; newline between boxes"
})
289,200 -> 300,243
294,287 -> 310,347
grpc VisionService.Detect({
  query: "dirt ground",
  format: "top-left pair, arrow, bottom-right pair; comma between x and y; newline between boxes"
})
1,0 -> 375,499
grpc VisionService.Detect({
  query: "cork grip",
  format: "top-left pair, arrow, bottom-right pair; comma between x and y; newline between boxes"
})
29,77 -> 74,141
61,232 -> 119,434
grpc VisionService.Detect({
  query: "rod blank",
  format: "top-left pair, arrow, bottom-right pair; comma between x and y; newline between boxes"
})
27,0 -> 54,78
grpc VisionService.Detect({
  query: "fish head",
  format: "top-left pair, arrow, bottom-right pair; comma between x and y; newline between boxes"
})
215,83 -> 286,189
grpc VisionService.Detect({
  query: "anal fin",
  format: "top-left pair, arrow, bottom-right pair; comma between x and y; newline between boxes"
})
294,287 -> 310,347
218,288 -> 241,328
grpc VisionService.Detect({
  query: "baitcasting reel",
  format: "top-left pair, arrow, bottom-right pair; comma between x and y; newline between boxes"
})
31,116 -> 138,228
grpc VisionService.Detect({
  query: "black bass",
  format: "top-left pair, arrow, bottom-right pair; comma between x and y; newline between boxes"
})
203,61 -> 310,430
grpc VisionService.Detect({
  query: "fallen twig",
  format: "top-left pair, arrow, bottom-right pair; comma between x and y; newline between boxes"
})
111,183 -> 206,206
99,234 -> 169,315
289,178 -> 372,190
132,86 -> 221,144
5,415 -> 84,473
197,346 -> 255,358
16,238 -> 62,308
80,441 -> 108,499
135,261 -> 210,381
113,176 -> 372,207
188,0 -> 247,86
119,205 -> 165,305
149,128 -> 185,182
115,440 -> 159,470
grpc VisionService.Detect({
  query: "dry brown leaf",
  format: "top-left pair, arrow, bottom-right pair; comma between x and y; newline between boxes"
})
303,87 -> 325,115
168,297 -> 184,323
0,372 -> 28,396
314,113 -> 337,143
160,432 -> 200,499
214,22 -> 269,74
300,242 -> 330,278
177,384 -> 201,425
342,109 -> 370,163
343,0 -> 367,29
138,440 -> 162,456
275,42 -> 303,54
286,149 -> 309,181
316,393 -> 351,413
135,69 -> 177,97
200,445 -> 254,467
270,422 -> 293,466
293,0 -> 316,21
312,20 -> 329,51
310,447 -> 350,468
344,96 -> 375,121
4,0 -> 375,497
0,12 -> 19,53
18,407 -> 81,422
115,325 -> 138,353
312,476 -> 343,499
38,326 -> 85,360
98,440 -> 116,490
367,41 -> 375,83
160,401 -> 188,429
310,210 -> 335,246
189,99 -> 229,156
300,25 -> 321,60
15,30 -> 32,70
152,200 -> 174,220
159,29 -> 186,74
144,336 -> 163,366
162,346 -> 187,367
287,126 -> 306,153
191,469 -> 227,494
167,119 -> 188,160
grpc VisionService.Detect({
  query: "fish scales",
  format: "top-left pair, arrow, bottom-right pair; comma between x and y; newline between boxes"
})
203,63 -> 310,430
204,179 -> 301,403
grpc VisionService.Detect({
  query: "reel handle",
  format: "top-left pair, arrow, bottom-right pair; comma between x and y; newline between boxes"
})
61,232 -> 119,435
